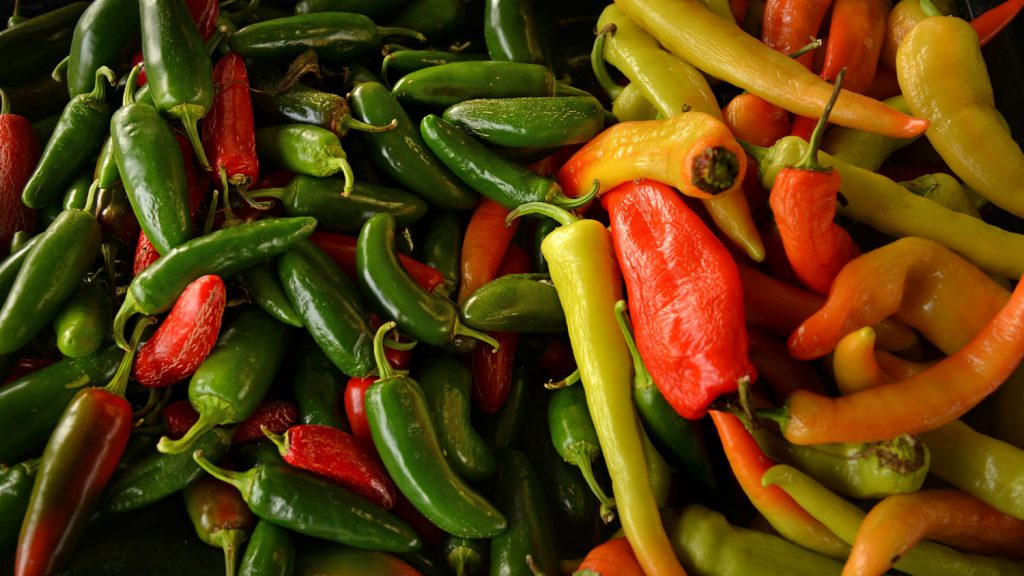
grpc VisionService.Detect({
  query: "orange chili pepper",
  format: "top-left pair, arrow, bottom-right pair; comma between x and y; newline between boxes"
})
574,537 -> 646,576
456,197 -> 518,306
761,0 -> 833,69
723,93 -> 791,148
832,326 -> 932,394
843,490 -> 1024,576
557,112 -> 746,200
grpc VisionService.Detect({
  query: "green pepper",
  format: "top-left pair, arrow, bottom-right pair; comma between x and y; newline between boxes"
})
238,518 -> 295,576
278,239 -> 376,378
418,356 -> 497,482
0,459 -> 38,553
253,174 -> 428,235
53,277 -> 113,358
365,323 -> 507,538
239,261 -> 304,328
294,541 -> 424,575
101,427 -> 233,514
416,211 -> 461,299
548,385 -> 617,524
0,2 -> 87,87
193,452 -> 422,553
383,0 -> 465,40
0,234 -> 40,298
110,65 -> 193,256
484,0 -> 548,64
420,114 -> 594,211
444,536 -> 485,576
66,0 -> 140,97
531,217 -> 557,274
184,473 -> 256,576
483,365 -> 530,452
459,273 -> 566,333
228,13 -> 424,64
295,0 -> 415,19
255,124 -> 356,195
349,81 -> 478,211
20,67 -> 114,210
30,112 -> 62,143
157,307 -> 291,455
489,449 -> 561,576
391,61 -> 556,111
442,96 -> 605,149
900,172 -> 982,218
112,216 -> 317,350
140,0 -> 214,169
290,333 -> 347,428
63,171 -> 93,211
382,48 -> 488,87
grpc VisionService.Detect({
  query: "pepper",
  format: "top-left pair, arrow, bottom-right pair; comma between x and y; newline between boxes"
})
418,211 -> 461,298
0,2 -> 86,87
471,328 -> 519,413
969,0 -> 1024,45
576,537 -> 645,576
506,201 -> 685,576
610,83 -> 657,123
232,400 -> 298,444
156,306 -> 290,455
460,273 -> 566,333
381,48 -> 488,87
203,53 -> 259,189
444,536 -> 485,576
290,334 -> 346,429
383,0 -> 465,39
457,197 -> 518,306
52,277 -> 113,359
239,262 -> 304,328
0,90 -> 38,251
484,0 -> 548,64
418,356 -> 496,482
820,95 -> 916,172
310,231 -> 443,293
614,0 -> 929,138
900,173 -> 982,218
558,112 -> 746,199
0,236 -> 41,301
489,450 -> 561,576
356,213 -> 498,350
364,322 -> 507,538
295,0 -> 415,19
344,375 -> 376,448
184,473 -> 256,576
0,460 -> 37,554
761,0 -> 833,69
548,385 -> 617,523
255,124 -> 355,195
237,518 -> 294,576
66,0 -> 140,98
391,61 -> 558,111
441,96 -> 603,150
348,81 -> 478,211
277,239 -> 376,377
294,543 -> 422,576
263,424 -> 397,509
723,92 -> 792,148
133,274 -> 226,389
140,0 -> 214,170
880,0 -> 954,69
483,365 -> 530,452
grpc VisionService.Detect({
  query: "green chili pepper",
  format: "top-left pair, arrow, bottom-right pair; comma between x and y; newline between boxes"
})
0,459 -> 38,553
66,0 -> 140,97
391,61 -> 556,111
63,172 -> 93,211
365,322 -> 507,538
184,473 -> 256,576
255,124 -> 356,195
140,0 -> 214,170
291,333 -> 347,428
460,273 -> 566,333
193,451 -> 421,553
357,213 -> 498,350
228,13 -> 424,64
382,48 -> 487,87
417,211 -> 461,299
53,277 -> 113,358
278,239 -> 376,378
383,0 -> 465,40
548,385 -> 617,524
0,2 -> 87,87
900,173 -> 982,218
0,234 -> 41,299
157,307 -> 291,455
484,365 -> 530,452
531,217 -> 557,274
238,518 -> 295,576
112,216 -> 317,350
444,536 -> 485,576
239,261 -> 304,328
295,0 -> 415,19
490,449 -> 561,576
484,0 -> 548,64
420,114 -> 595,211
349,81 -> 478,211
442,96 -> 605,149
294,542 -> 424,575
21,67 -> 114,209
111,65 -> 193,256
418,356 -> 497,482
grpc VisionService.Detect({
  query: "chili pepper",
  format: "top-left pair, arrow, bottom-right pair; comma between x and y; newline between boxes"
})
255,124 -> 356,195
112,216 -> 317,351
0,90 -> 38,252
382,48 -> 488,87
228,13 -> 423,64
610,83 -> 657,123
384,0 -> 465,39
364,322 -> 506,537
52,277 -> 112,359
66,0 -> 140,98
457,198 -> 518,307
101,427 -> 232,514
442,97 -> 604,151
156,306 -> 290,455
291,333 -> 346,429
0,2 -> 86,87
233,400 -> 298,444
295,0 -> 416,19
482,365 -> 530,452
203,53 -> 259,189
0,236 -> 41,300
880,0 -> 955,69
444,536 -> 485,576
162,400 -> 201,440
15,318 -> 151,576
131,232 -> 161,278
391,61 -> 558,111
723,92 -> 792,148
417,211 -> 461,299
239,262 -> 304,328
760,0 -> 832,69
484,0 -> 548,64
133,274 -> 226,389
671,504 -> 847,575
184,473 -> 256,576
237,518 -> 294,576
294,542 -> 423,576
901,172 -> 982,217
357,213 -> 498,351
844,490 -> 1024,576
559,112 -> 746,200
508,202 -> 684,576
601,178 -> 755,419
489,449 -> 561,576
349,81 -> 478,211
136,4 -> 207,169
459,274 -> 566,333
820,95 -> 915,171
969,0 -> 1024,45
344,375 -> 376,448
615,0 -> 929,138
897,16 -> 1024,219
548,385 -> 617,523
1,459 -> 37,555
575,537 -> 645,576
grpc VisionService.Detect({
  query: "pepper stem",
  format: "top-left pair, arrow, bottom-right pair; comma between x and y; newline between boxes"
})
326,156 -> 355,197
157,396 -> 233,454
544,369 -> 580,390
261,425 -> 289,456
340,114 -> 398,135
614,300 -> 655,392
568,445 -> 616,523
112,294 -> 142,351
920,0 -> 942,16
376,26 -> 426,44
738,139 -> 769,164
0,88 -> 8,115
381,53 -> 398,87
691,146 -> 740,195
218,168 -> 241,227
83,179 -> 101,214
51,55 -> 69,82
193,450 -> 257,498
249,187 -> 286,201
203,188 -> 221,236
215,529 -> 245,576
788,38 -> 823,60
591,24 -> 623,101
235,184 -> 274,211
172,104 -> 212,171
506,201 -> 579,227
123,64 -> 142,107
552,179 -> 598,210
756,406 -> 788,427
453,320 -> 501,351
794,68 -> 845,172
373,321 -> 398,381
105,315 -> 157,398
87,66 -> 116,103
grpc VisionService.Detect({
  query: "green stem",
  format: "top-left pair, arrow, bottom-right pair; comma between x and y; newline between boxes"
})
373,321 -> 398,380
0,88 -> 8,115
340,115 -> 398,135
234,185 -> 274,211
217,530 -> 246,576
920,0 -> 942,16
794,68 -> 846,171
327,156 -> 355,196
738,139 -> 769,164
788,38 -> 823,60
453,320 -> 501,351
613,300 -> 655,391
691,146 -> 740,194
177,104 -> 212,171
249,187 -> 286,201
506,201 -> 579,227
756,406 -> 788,428
157,397 -> 232,455
203,188 -> 221,236
123,65 -> 142,107
569,446 -> 616,523
106,316 -> 157,398
591,24 -> 623,101
112,293 -> 142,351
192,450 -> 256,497
51,55 -> 69,82
88,66 -> 116,102
544,369 -> 580,390
83,179 -> 101,214
376,26 -> 426,44
261,426 -> 288,455
553,180 -> 599,210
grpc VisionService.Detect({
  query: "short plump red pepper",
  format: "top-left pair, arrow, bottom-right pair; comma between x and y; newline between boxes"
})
162,400 -> 200,439
601,179 -> 756,420
202,53 -> 259,188
231,399 -> 298,444
0,91 -> 38,252
311,231 -> 446,294
264,424 -> 398,509
132,275 -> 227,388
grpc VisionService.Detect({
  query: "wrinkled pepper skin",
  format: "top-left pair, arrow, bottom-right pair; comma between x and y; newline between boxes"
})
0,93 -> 39,251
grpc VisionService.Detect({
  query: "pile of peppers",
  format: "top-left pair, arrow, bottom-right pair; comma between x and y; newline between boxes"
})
2,0 -> 1024,574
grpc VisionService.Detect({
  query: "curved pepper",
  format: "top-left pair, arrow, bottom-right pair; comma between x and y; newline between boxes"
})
183,473 -> 255,576
382,47 -> 488,86
442,96 -> 603,149
255,124 -> 354,195
52,278 -> 113,359
484,0 -> 548,64
460,273 -> 566,333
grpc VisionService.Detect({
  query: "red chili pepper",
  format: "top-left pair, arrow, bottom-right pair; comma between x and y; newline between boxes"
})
174,132 -> 208,218
344,376 -> 376,449
761,0 -> 834,69
202,53 -> 259,188
133,230 -> 161,276
536,338 -> 578,383
0,90 -> 38,252
231,399 -> 299,444
769,70 -> 860,295
310,231 -> 446,294
133,275 -> 227,388
185,0 -> 219,41
457,197 -> 519,305
971,0 -> 1024,47
162,400 -> 200,439
263,424 -> 397,509
730,0 -> 751,24
601,179 -> 756,420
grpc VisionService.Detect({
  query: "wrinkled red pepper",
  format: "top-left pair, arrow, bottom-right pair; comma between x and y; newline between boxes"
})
231,399 -> 298,444
0,90 -> 38,252
202,53 -> 259,188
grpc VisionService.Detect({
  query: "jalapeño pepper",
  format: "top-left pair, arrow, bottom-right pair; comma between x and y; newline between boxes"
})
239,262 -> 304,328
290,333 -> 347,428
490,449 -> 561,576
442,97 -> 605,149
66,0 -> 140,98
238,519 -> 295,576
459,273 -> 566,333
0,459 -> 37,553
391,61 -> 556,111
255,124 -> 356,195
382,48 -> 488,86
484,0 -> 549,64
52,277 -> 113,359
0,2 -> 87,87
418,211 -> 461,299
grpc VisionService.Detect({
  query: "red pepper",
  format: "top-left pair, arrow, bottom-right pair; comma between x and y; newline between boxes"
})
202,53 -> 259,188
183,472 -> 254,576
185,0 -> 219,41
133,230 -> 161,277
163,400 -> 200,439
310,231 -> 446,294
231,399 -> 298,444
0,90 -> 38,252
971,0 -> 1024,46
344,376 -> 376,449
761,0 -> 834,69
174,132 -> 208,218
601,179 -> 756,420
263,424 -> 398,509
769,71 -> 860,295
133,275 -> 227,388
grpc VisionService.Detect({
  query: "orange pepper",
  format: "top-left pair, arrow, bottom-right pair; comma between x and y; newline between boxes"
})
456,197 -> 518,306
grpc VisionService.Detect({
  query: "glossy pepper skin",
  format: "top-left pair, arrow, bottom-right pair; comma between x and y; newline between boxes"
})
255,124 -> 355,195
489,450 -> 560,576
290,334 -> 346,428
52,278 -> 113,359
602,179 -> 755,420
381,48 -> 488,86
460,274 -> 566,333
0,3 -> 87,87
203,53 -> 259,188
295,0 -> 415,19
548,385 -> 617,524
232,399 -> 299,444
392,61 -> 554,111
418,211 -> 461,299
365,323 -> 507,539
0,90 -> 39,251
442,96 -> 603,149
239,262 -> 304,328
484,0 -> 548,64
0,460 -> 37,554
183,473 -> 255,576
66,0 -> 140,98
238,519 -> 294,576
